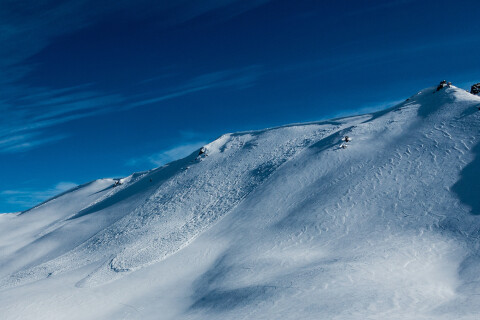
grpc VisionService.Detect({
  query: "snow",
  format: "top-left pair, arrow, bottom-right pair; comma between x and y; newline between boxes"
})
1,86 -> 480,319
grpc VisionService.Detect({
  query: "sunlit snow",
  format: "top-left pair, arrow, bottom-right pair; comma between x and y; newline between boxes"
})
1,85 -> 480,319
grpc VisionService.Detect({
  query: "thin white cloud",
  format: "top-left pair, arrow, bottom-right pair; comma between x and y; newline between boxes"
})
0,85 -> 124,153
127,140 -> 207,168
130,66 -> 262,108
0,1 -> 271,153
2,134 -> 68,153
0,181 -> 78,211
129,85 -> 217,108
0,0 -> 272,85
148,142 -> 207,166
328,99 -> 405,120
0,64 -> 262,153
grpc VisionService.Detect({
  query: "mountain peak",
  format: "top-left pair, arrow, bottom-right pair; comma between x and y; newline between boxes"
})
1,83 -> 480,319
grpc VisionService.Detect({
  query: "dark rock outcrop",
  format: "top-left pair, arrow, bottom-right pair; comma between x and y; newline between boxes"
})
436,80 -> 447,91
471,83 -> 480,95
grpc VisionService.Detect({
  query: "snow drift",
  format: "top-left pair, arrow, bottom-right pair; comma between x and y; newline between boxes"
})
1,85 -> 480,319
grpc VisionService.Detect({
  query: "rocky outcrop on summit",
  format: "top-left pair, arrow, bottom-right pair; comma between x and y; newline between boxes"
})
471,83 -> 480,95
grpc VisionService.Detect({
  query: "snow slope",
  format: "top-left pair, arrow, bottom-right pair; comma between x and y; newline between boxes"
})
1,85 -> 480,319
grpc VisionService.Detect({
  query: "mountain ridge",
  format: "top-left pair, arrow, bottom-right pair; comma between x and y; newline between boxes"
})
1,84 -> 480,319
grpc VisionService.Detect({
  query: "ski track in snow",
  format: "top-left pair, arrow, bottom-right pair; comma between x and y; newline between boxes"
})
1,86 -> 480,319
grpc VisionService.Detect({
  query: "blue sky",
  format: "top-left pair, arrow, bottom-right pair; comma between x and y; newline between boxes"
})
1,0 -> 479,212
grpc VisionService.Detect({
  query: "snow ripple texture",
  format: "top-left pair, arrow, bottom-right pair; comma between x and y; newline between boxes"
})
1,86 -> 480,320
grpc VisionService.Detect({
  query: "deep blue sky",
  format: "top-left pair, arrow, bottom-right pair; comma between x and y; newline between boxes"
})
1,0 -> 479,212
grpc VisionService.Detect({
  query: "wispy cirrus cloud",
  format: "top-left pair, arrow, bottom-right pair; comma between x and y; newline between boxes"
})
129,66 -> 262,108
0,84 -> 125,152
1,134 -> 68,153
0,0 -> 271,85
127,131 -> 207,167
128,141 -> 207,167
0,181 -> 78,212
0,64 -> 262,153
328,99 -> 405,120
0,0 -> 271,153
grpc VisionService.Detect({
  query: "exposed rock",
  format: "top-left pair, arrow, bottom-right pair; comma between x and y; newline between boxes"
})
436,80 -> 447,91
471,83 -> 480,95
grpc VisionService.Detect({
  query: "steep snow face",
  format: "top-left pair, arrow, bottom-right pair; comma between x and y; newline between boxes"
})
1,86 -> 480,319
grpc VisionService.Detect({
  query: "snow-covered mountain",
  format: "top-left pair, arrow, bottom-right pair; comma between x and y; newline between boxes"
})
1,85 -> 480,319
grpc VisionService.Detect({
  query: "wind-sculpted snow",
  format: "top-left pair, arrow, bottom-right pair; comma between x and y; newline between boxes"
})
1,86 -> 480,319
0,124 -> 344,289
